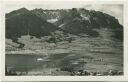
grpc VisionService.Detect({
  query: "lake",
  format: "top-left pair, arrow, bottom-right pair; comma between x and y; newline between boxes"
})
5,50 -> 123,76
5,53 -> 84,75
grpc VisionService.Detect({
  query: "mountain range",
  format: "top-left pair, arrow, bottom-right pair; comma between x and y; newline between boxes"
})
6,7 -> 123,42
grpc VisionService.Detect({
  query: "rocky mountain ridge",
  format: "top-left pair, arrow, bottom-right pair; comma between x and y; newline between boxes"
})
6,7 -> 123,44
30,8 -> 123,40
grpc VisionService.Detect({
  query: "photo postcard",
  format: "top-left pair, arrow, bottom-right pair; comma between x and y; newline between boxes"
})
0,0 -> 128,81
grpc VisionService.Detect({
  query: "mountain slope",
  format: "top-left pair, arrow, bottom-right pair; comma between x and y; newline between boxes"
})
6,8 -> 58,41
6,8 -> 29,19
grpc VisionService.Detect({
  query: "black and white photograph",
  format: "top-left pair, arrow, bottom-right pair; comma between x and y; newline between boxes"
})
3,1 -> 125,76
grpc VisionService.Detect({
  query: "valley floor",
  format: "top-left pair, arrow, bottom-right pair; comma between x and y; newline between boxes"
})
5,35 -> 123,76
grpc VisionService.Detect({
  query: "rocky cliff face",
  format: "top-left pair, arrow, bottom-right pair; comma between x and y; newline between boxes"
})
32,8 -> 123,40
31,9 -> 69,23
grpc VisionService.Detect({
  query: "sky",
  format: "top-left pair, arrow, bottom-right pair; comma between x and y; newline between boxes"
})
4,1 -> 123,25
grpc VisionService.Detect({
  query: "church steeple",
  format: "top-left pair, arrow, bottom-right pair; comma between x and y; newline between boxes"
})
27,28 -> 30,36
26,22 -> 30,38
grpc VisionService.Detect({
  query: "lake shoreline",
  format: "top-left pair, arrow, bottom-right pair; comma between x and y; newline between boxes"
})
6,48 -> 71,56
